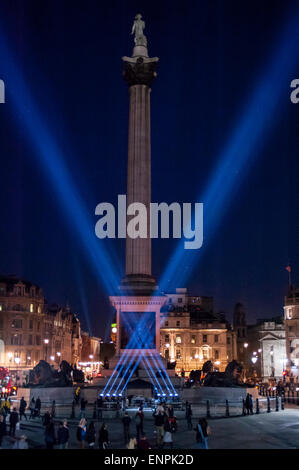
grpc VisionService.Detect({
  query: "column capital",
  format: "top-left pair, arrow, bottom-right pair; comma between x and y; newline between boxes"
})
122,56 -> 158,87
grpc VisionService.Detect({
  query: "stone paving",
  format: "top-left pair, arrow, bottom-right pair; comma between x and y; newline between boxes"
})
1,406 -> 299,449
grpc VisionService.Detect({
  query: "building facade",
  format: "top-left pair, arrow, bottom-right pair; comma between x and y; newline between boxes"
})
0,275 -> 85,372
284,286 -> 299,374
160,289 -> 237,374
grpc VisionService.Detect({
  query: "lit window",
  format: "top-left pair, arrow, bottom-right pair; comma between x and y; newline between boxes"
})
176,336 -> 182,344
30,304 -> 34,313
0,305 -> 2,311
191,335 -> 196,344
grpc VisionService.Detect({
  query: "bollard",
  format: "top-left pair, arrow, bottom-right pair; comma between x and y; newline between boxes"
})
93,401 -> 97,419
267,396 -> 271,413
225,400 -> 230,417
206,400 -> 211,419
281,395 -> 285,410
276,396 -> 279,412
256,398 -> 260,414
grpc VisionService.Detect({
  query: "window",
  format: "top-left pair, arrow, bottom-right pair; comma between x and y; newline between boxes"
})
36,335 -> 41,346
12,319 -> 22,329
176,350 -> 181,359
214,335 -> 219,343
28,335 -> 33,345
37,305 -> 41,314
176,321 -> 180,327
168,298 -> 172,304
37,322 -> 40,332
227,337 -> 231,345
165,334 -> 169,343
165,349 -> 169,360
191,335 -> 196,344
165,321 -> 169,327
11,334 -> 22,345
29,319 -> 33,330
176,336 -> 182,344
215,350 -> 219,359
0,304 -> 2,311
178,298 -> 182,304
202,348 -> 208,359
30,304 -> 34,313
203,334 -> 207,343
0,317 -> 2,329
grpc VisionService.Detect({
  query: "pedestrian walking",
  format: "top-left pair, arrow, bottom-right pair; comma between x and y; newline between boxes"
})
57,420 -> 69,449
45,421 -> 56,449
0,415 -> 6,448
42,411 -> 51,427
86,421 -> 96,448
76,418 -> 87,449
19,397 -> 28,421
195,417 -> 210,449
249,394 -> 254,415
9,407 -> 19,437
245,393 -> 253,415
122,412 -> 131,444
98,423 -> 109,449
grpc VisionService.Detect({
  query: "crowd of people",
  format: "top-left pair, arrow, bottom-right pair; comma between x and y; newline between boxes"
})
0,393 -> 211,449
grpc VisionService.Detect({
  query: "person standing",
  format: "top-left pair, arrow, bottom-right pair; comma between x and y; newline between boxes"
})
86,421 -> 96,448
80,398 -> 88,419
162,416 -> 173,449
76,418 -> 87,449
0,415 -> 6,448
13,434 -> 29,449
186,403 -> 193,430
29,397 -> 35,420
98,423 -> 109,449
57,420 -> 69,449
35,396 -> 41,418
51,400 -> 56,419
45,421 -> 56,449
153,407 -> 165,448
135,408 -> 144,442
195,418 -> 209,449
19,397 -> 27,421
122,412 -> 131,445
9,407 -> 19,438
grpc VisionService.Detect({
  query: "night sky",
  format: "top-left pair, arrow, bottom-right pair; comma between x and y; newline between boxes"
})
0,0 -> 298,339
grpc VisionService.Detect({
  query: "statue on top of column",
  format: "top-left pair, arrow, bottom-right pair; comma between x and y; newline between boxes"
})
131,14 -> 147,47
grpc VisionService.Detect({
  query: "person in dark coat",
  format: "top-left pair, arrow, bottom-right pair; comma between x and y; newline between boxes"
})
9,407 -> 19,437
135,408 -> 144,442
98,423 -> 109,449
186,403 -> 192,429
19,397 -> 27,421
29,397 -> 35,420
42,411 -> 51,427
35,397 -> 41,417
0,415 -> 6,448
51,400 -> 56,418
86,421 -> 96,448
137,433 -> 151,449
122,412 -> 131,444
57,420 -> 69,449
45,421 -> 56,449
80,398 -> 88,419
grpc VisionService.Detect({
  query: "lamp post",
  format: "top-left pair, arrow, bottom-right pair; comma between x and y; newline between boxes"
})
44,339 -> 49,362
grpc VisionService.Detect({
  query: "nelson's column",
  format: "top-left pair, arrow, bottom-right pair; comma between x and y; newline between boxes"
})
110,15 -> 166,362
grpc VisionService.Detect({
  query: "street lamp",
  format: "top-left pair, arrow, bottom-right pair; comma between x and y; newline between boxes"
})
244,343 -> 248,348
50,356 -> 55,361
44,339 -> 49,362
251,357 -> 258,364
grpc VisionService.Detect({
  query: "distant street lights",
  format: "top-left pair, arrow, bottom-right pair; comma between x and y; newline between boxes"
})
44,339 -> 49,362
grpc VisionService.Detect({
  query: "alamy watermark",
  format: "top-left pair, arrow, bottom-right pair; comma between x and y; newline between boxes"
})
0,80 -> 5,103
290,79 -> 299,104
95,195 -> 203,250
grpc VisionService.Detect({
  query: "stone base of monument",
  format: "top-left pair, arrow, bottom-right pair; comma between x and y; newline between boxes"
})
182,386 -> 260,404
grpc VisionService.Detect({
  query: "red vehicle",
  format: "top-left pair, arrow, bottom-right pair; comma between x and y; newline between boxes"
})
0,367 -> 16,396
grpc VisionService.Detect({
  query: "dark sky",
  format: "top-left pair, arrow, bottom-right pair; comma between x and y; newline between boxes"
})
0,0 -> 298,338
